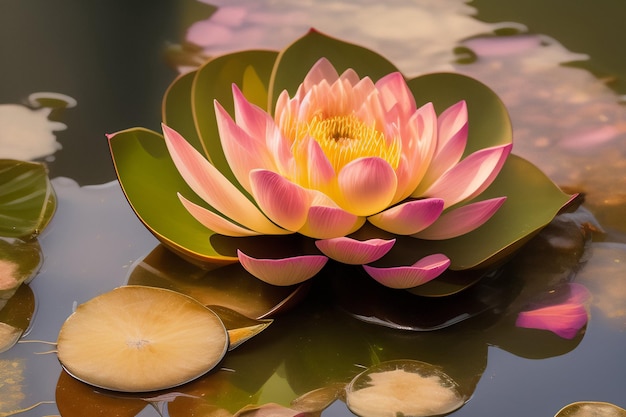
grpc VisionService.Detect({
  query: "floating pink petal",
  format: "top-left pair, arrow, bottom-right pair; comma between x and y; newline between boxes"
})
363,254 -> 450,289
237,250 -> 328,286
515,283 -> 591,339
316,237 -> 396,265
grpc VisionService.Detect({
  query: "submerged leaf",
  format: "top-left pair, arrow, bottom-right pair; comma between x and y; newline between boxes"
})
0,159 -> 56,239
554,401 -> 626,417
345,360 -> 466,417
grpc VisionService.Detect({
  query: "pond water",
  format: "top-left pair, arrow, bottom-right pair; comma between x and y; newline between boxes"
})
1,1 -> 625,416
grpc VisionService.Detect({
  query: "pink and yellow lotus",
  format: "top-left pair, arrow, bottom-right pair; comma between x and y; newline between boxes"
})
109,30 -> 572,294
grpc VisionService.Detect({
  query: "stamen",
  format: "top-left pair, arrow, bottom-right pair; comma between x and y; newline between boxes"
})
290,113 -> 401,173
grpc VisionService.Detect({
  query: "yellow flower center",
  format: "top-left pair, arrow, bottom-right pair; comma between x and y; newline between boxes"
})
291,114 -> 401,173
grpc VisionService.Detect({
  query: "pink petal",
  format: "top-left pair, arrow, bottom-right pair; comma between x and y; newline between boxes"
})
232,85 -> 294,177
368,198 -> 444,235
425,101 -> 469,182
516,283 -> 591,339
302,58 -> 339,92
418,143 -> 512,208
300,205 -> 363,239
375,72 -> 416,115
305,138 -> 336,189
414,197 -> 506,240
315,237 -> 396,265
161,124 -> 286,235
249,169 -> 310,232
339,67 -> 360,86
363,254 -> 450,289
516,304 -> 588,339
178,194 -> 260,237
231,85 -> 273,141
237,250 -> 328,286
214,101 -> 276,191
337,157 -> 397,216
395,103 -> 438,200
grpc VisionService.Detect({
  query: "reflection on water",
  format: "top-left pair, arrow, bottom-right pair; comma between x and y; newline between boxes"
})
0,358 -> 26,411
0,93 -> 75,162
184,0 -> 518,76
577,242 -> 626,329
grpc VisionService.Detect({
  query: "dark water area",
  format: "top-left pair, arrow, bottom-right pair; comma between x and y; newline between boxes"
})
1,1 -> 625,416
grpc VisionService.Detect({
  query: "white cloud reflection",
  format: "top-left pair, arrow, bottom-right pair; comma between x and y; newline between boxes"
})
189,0 -> 515,76
0,92 -> 75,162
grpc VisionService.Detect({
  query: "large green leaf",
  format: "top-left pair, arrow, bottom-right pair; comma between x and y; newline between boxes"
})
0,159 -> 56,238
407,72 -> 512,155
108,128 -> 237,265
191,50 -> 278,189
269,30 -> 398,113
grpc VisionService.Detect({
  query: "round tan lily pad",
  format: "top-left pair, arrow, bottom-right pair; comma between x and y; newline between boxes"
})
57,285 -> 228,392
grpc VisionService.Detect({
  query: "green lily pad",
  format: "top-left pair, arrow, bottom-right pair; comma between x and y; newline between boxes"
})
554,401 -> 626,417
126,244 -> 309,319
0,159 -> 56,239
108,128 -> 238,266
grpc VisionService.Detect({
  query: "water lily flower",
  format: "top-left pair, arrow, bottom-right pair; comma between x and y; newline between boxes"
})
160,57 -> 511,288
